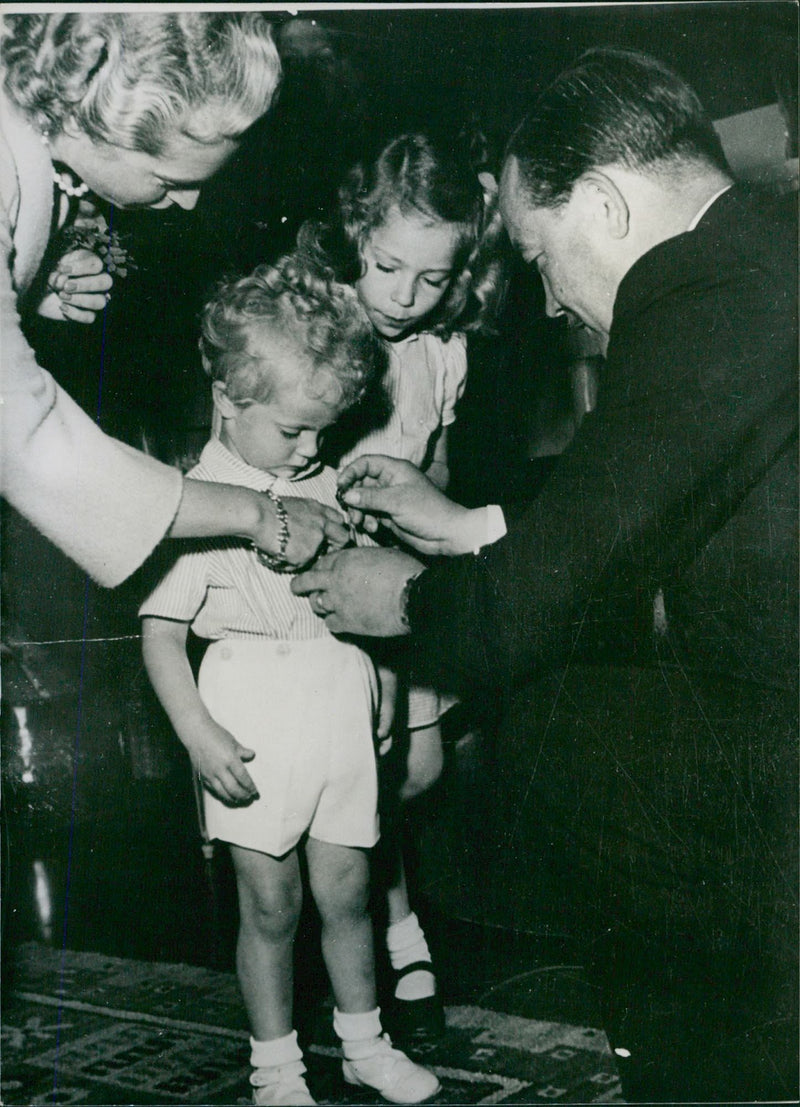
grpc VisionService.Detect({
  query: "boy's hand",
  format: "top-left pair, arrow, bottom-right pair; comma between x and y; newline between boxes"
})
188,719 -> 259,804
38,248 -> 114,324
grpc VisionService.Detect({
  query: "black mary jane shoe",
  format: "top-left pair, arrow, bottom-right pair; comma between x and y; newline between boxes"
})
385,961 -> 446,1045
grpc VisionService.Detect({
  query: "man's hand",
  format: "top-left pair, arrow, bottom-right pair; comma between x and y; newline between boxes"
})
337,454 -> 490,556
291,546 -> 424,636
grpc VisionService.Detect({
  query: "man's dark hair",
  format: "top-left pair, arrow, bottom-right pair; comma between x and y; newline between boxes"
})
506,46 -> 731,207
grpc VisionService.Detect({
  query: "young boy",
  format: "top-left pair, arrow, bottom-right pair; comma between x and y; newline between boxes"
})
140,255 -> 440,1106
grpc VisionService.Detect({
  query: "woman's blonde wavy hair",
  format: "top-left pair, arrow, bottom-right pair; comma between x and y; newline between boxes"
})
1,12 -> 281,152
200,254 -> 386,411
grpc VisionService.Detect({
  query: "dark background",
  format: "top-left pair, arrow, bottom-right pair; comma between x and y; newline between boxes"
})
2,1 -> 797,970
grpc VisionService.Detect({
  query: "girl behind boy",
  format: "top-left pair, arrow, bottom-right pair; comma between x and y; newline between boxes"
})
139,256 -> 440,1107
299,131 -> 506,1042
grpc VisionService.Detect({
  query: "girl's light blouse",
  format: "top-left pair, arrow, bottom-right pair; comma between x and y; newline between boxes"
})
340,330 -> 467,469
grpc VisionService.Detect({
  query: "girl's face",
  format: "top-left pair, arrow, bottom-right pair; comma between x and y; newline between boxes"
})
51,125 -> 239,211
356,206 -> 461,340
214,366 -> 343,479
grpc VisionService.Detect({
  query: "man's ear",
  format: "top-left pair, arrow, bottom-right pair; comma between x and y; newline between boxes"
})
577,170 -> 630,240
211,379 -> 237,420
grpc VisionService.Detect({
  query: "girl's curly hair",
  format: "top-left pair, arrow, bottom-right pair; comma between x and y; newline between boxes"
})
199,254 -> 386,411
297,131 -> 508,339
1,12 -> 281,152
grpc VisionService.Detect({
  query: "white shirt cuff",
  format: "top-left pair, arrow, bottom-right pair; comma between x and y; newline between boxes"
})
476,505 -> 506,552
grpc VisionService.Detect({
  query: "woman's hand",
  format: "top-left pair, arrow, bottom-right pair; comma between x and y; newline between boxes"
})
37,248 -> 113,324
292,546 -> 424,636
272,496 -> 352,569
337,454 -> 490,556
173,481 -> 351,570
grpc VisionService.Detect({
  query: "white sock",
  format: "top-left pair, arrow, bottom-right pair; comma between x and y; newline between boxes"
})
386,912 -> 436,1000
333,1007 -> 383,1060
250,1029 -> 303,1069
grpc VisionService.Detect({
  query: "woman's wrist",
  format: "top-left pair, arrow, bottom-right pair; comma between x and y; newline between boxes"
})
236,485 -> 274,545
171,479 -> 279,549
251,487 -> 293,571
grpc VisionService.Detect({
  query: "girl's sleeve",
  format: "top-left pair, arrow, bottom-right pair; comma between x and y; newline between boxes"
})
440,333 -> 468,427
0,229 -> 184,588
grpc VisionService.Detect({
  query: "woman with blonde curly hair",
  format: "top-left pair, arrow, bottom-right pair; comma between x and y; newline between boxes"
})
1,12 -> 347,588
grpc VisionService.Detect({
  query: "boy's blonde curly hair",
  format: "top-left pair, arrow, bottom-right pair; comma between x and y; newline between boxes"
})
200,254 -> 386,411
1,12 -> 280,152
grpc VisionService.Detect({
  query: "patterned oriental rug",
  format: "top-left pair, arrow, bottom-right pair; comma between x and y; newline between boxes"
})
2,943 -> 624,1106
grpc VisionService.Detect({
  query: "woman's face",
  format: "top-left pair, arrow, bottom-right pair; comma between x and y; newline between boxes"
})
51,126 -> 239,211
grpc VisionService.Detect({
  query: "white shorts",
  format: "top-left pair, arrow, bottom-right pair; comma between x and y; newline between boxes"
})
198,638 -> 379,857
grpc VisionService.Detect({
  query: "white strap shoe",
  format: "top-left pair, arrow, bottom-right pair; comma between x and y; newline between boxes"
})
250,1059 -> 316,1105
342,1033 -> 440,1103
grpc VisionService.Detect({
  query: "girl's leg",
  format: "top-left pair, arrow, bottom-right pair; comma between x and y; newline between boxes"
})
230,843 -> 302,1041
387,723 -> 443,937
400,723 -> 444,803
306,837 -> 440,1105
385,724 -> 442,1018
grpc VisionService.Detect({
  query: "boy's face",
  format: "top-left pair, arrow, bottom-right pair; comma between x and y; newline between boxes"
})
216,372 -> 343,479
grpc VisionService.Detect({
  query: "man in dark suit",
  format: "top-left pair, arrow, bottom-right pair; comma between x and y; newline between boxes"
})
294,48 -> 798,1101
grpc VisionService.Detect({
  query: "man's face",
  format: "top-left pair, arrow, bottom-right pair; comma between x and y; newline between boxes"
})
499,157 -> 615,340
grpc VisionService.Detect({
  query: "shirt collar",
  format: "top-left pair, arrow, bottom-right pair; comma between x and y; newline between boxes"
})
687,184 -> 732,231
201,438 -> 322,489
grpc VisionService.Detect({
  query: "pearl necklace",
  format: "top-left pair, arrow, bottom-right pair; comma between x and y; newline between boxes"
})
38,130 -> 90,198
52,166 -> 89,198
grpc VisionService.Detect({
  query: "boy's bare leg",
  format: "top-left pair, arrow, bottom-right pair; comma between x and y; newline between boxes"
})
306,838 -> 376,1012
230,843 -> 303,1040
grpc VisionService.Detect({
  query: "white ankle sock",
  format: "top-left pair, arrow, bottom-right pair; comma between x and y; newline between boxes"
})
250,1029 -> 303,1069
333,1007 -> 383,1060
386,912 -> 431,969
386,912 -> 435,1000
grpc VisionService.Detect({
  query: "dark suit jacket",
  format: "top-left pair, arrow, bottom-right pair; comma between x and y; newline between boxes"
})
410,186 -> 797,696
408,187 -> 798,1068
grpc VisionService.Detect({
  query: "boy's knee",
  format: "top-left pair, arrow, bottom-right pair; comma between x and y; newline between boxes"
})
239,879 -> 302,939
310,847 -> 370,922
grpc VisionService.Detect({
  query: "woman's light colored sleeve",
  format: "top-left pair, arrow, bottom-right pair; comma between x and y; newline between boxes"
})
0,241 -> 184,588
